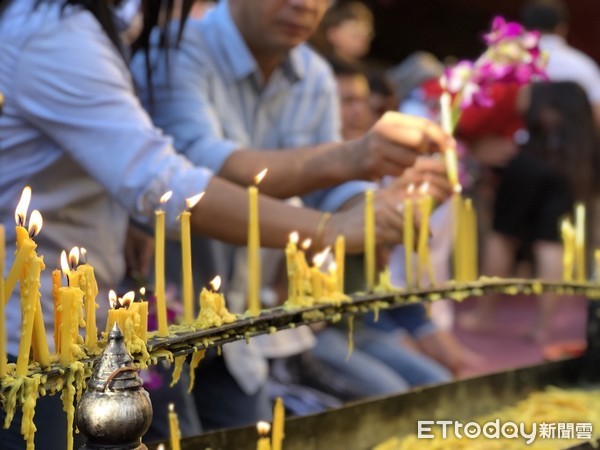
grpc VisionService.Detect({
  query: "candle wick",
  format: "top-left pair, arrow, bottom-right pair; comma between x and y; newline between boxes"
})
66,274 -> 70,287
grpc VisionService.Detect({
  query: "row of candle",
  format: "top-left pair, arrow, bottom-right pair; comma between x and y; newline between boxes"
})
285,232 -> 347,307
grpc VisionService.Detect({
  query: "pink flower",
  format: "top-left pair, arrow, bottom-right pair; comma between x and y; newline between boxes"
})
484,16 -> 525,45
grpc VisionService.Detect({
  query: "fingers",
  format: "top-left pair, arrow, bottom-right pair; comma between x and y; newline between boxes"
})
377,111 -> 452,153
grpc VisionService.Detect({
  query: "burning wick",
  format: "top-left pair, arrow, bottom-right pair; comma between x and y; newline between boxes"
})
80,247 -> 88,264
209,275 -> 221,293
256,420 -> 271,437
15,186 -> 31,228
137,287 -> 146,303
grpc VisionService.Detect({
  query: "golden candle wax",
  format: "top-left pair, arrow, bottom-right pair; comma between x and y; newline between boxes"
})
17,255 -> 44,375
403,184 -> 415,289
0,224 -> 6,377
272,397 -> 285,450
364,189 -> 375,291
52,269 -> 62,352
248,169 -> 267,316
256,421 -> 272,450
335,235 -> 345,294
168,403 -> 182,450
155,191 -> 172,337
464,199 -> 478,281
311,247 -> 330,301
58,251 -> 83,367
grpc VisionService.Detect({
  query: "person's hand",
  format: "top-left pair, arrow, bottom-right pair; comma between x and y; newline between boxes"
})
344,111 -> 453,181
125,223 -> 155,282
388,156 -> 453,204
324,186 -> 418,253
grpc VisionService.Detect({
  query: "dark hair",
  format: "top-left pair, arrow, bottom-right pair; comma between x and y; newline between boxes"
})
523,81 -> 600,201
520,0 -> 569,32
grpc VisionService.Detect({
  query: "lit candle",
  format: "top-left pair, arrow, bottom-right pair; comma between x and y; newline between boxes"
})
335,235 -> 345,294
248,169 -> 267,316
575,202 -> 586,282
439,78 -> 460,189
78,248 -> 99,351
298,239 -> 312,300
403,184 -> 415,289
311,247 -> 330,301
285,232 -> 299,304
272,397 -> 285,450
106,290 -> 136,347
4,187 -> 36,302
561,218 -> 575,282
58,251 -> 83,367
0,224 -> 6,377
155,191 -> 172,337
168,403 -> 181,450
128,287 -> 148,342
181,192 -> 204,324
417,183 -> 436,287
256,421 -> 272,450
364,189 -> 375,291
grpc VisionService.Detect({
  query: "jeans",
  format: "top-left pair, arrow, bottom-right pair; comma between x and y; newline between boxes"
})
311,327 -> 451,399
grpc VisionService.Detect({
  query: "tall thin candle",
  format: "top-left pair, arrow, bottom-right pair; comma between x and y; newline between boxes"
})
181,192 -> 204,324
575,203 -> 586,282
248,169 -> 267,316
403,184 -> 415,289
364,189 -> 375,291
0,225 -> 6,377
155,191 -> 172,337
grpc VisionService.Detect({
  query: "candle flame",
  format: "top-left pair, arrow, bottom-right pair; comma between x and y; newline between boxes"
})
68,247 -> 80,270
79,247 -> 88,264
254,168 -> 268,186
210,275 -> 221,292
109,290 -> 118,310
453,184 -> 462,194
15,186 -> 32,227
328,261 -> 337,273
419,181 -> 430,195
168,403 -> 175,413
139,287 -> 146,296
28,210 -> 43,237
122,291 -> 135,309
257,420 -> 271,436
301,238 -> 312,251
407,183 -> 415,195
160,191 -> 173,204
312,246 -> 331,269
157,445 -> 165,450
289,231 -> 299,245
186,192 -> 204,210
60,250 -> 70,275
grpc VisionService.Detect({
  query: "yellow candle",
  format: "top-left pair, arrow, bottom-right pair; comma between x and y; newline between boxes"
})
311,247 -> 330,301
77,249 -> 99,350
575,202 -> 586,282
403,184 -> 415,289
52,269 -> 62,352
272,397 -> 285,450
464,199 -> 478,281
285,232 -> 299,304
257,421 -> 272,450
248,169 -> 267,316
335,235 -> 345,294
562,218 -> 575,282
439,83 -> 460,189
181,193 -> 203,325
168,403 -> 182,450
364,189 -> 375,291
5,191 -> 35,301
16,255 -> 44,375
0,224 -> 6,377
417,183 -> 436,287
155,191 -> 172,337
595,250 -> 600,283
58,251 -> 83,366
129,300 -> 148,343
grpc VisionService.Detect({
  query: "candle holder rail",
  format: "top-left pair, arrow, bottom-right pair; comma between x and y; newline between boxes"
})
2,277 -> 600,402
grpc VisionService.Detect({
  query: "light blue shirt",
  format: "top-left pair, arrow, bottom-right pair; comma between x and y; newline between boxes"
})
131,0 -> 371,212
0,0 -> 212,354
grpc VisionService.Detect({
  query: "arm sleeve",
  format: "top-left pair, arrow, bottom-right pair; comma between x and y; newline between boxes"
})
13,13 -> 212,232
